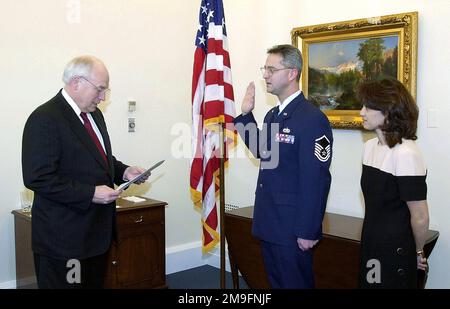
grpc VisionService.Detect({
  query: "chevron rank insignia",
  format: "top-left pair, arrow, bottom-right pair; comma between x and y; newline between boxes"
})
314,135 -> 331,162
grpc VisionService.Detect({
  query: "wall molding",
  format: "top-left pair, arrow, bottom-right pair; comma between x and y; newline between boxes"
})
166,241 -> 230,274
0,279 -> 16,289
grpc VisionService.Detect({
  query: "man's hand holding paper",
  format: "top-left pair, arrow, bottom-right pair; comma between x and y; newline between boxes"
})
124,166 -> 150,184
117,160 -> 164,191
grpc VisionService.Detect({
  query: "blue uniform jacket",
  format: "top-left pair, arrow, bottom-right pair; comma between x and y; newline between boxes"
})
234,92 -> 333,246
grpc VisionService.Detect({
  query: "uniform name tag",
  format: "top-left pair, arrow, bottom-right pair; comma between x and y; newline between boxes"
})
275,133 -> 295,144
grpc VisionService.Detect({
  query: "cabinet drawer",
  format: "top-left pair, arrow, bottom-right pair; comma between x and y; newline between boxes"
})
116,207 -> 163,228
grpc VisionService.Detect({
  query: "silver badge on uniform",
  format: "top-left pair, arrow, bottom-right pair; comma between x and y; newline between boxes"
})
314,135 -> 331,162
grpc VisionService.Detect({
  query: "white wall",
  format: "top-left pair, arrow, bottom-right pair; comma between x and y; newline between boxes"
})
0,0 -> 448,288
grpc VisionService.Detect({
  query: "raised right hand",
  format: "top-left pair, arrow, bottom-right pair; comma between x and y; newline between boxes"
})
241,82 -> 255,115
93,185 -> 121,204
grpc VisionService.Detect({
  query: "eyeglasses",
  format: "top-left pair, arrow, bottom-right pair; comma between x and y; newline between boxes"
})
78,76 -> 110,95
260,66 -> 292,76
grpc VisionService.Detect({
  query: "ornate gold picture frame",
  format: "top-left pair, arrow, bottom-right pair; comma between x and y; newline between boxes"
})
292,12 -> 418,129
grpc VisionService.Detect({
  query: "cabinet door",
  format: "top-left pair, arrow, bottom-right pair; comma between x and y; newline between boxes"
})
115,223 -> 165,288
112,205 -> 166,289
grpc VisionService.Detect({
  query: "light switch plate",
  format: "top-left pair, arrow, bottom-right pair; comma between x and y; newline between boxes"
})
128,101 -> 136,112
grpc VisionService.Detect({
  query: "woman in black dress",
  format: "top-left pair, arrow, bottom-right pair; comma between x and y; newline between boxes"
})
357,78 -> 429,288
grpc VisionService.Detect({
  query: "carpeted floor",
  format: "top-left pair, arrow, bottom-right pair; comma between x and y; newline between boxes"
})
16,265 -> 249,289
166,265 -> 248,289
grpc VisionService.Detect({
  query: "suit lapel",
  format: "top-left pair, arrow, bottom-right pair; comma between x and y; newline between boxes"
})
261,106 -> 279,151
56,93 -> 111,174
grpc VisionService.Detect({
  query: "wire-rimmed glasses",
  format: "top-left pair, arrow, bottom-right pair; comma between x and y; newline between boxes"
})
78,76 -> 110,96
260,66 -> 292,76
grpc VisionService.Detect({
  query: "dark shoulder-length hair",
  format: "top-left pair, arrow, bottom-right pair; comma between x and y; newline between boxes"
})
356,78 -> 418,148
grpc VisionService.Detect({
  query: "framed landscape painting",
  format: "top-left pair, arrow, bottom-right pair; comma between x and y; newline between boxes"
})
291,12 -> 418,129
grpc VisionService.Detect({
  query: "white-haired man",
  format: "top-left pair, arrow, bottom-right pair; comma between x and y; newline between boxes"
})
22,56 -> 147,288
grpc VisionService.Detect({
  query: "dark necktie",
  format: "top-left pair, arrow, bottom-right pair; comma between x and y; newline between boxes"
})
274,106 -> 280,115
80,112 -> 108,165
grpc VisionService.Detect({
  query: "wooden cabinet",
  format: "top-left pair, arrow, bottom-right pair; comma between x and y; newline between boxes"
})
11,209 -> 35,288
104,198 -> 167,288
225,206 -> 439,289
12,197 -> 167,289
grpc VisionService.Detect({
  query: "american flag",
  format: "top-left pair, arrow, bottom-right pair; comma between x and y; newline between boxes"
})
190,0 -> 236,253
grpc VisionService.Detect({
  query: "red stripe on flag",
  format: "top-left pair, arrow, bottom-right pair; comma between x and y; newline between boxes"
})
192,48 -> 206,102
206,38 -> 231,68
204,70 -> 224,86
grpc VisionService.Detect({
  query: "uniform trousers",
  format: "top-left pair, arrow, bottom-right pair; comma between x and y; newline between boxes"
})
260,240 -> 314,288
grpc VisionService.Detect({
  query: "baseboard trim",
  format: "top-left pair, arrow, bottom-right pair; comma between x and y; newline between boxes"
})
165,241 -> 205,274
0,280 -> 16,289
165,241 -> 231,274
204,246 -> 231,272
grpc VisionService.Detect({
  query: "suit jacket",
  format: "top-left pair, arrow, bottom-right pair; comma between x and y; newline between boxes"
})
234,92 -> 333,246
22,90 -> 128,259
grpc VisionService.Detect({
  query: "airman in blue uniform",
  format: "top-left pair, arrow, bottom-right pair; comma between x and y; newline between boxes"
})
234,44 -> 333,288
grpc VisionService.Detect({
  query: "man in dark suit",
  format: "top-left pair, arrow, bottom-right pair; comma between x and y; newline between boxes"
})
22,55 -> 148,288
234,45 -> 333,288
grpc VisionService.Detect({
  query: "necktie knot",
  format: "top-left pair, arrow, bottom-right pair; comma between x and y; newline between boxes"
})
80,112 -> 88,123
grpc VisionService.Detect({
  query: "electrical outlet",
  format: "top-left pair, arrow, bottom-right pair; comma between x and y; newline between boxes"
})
128,118 -> 135,132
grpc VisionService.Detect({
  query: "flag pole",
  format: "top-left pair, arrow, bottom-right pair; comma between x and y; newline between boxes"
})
219,122 -> 226,289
